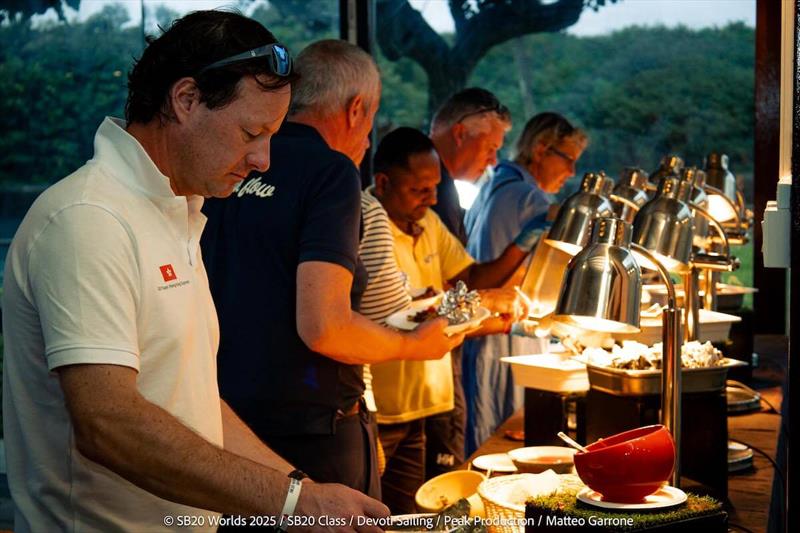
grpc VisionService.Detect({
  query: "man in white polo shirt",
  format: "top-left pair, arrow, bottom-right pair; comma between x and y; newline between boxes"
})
1,10 -> 387,532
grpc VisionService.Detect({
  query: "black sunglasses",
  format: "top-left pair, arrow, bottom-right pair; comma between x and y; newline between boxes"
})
455,102 -> 510,124
197,43 -> 293,77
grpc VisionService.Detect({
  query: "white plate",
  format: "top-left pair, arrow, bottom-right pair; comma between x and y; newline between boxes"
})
409,287 -> 443,309
471,453 -> 518,473
576,485 -> 687,510
386,302 -> 491,336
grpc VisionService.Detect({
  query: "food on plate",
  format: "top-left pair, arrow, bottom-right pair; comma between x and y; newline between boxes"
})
409,306 -> 439,323
438,281 -> 481,325
407,281 -> 481,326
583,340 -> 724,370
411,286 -> 439,300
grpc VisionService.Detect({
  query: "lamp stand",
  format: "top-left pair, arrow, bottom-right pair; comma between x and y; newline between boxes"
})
662,306 -> 682,487
632,244 -> 683,489
683,267 -> 701,341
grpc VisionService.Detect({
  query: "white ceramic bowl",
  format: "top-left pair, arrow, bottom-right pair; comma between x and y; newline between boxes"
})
414,470 -> 486,516
507,446 -> 576,474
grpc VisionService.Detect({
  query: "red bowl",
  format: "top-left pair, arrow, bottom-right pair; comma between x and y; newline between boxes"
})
573,425 -> 675,503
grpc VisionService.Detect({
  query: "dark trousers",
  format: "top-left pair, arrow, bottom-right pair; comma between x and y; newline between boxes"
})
219,408 -> 379,533
265,407 -> 381,499
424,345 -> 466,480
378,418 -> 426,514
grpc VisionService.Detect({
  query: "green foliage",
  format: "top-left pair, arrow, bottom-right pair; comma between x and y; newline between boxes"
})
0,4 -> 754,193
468,23 -> 755,192
0,4 -> 140,186
0,0 -> 80,22
249,0 -> 338,55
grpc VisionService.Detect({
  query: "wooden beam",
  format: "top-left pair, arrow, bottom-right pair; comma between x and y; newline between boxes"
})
753,0 -> 785,334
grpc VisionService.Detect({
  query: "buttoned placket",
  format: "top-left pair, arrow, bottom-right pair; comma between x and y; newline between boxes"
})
159,199 -> 199,269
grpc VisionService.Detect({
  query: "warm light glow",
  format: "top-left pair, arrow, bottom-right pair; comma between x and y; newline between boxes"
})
454,178 -> 480,209
545,239 -> 583,256
632,250 -> 687,274
554,314 -> 640,333
706,194 -> 737,222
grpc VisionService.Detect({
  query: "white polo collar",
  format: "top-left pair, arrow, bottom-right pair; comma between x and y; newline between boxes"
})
93,117 -> 181,200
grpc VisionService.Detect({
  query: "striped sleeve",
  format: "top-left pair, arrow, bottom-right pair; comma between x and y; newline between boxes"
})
358,193 -> 412,324
358,191 -> 413,412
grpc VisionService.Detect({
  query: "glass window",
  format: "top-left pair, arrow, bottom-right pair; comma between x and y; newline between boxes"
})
376,0 -> 756,305
0,0 -> 338,287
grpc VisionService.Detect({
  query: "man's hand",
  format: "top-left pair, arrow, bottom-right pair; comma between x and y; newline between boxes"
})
294,481 -> 389,533
405,317 -> 466,360
479,287 -> 529,320
469,287 -> 529,336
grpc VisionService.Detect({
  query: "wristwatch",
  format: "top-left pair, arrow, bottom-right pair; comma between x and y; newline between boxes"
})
288,469 -> 308,482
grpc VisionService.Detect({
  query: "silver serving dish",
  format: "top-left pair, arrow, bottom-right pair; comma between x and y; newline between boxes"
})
586,358 -> 746,396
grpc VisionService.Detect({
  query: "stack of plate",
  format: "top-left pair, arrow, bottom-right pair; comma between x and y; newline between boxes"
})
728,441 -> 754,472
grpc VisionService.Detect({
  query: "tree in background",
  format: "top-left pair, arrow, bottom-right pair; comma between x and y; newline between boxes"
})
375,0 -> 616,113
0,0 -> 78,21
468,23 -> 755,189
0,1 -> 754,188
0,4 -> 139,186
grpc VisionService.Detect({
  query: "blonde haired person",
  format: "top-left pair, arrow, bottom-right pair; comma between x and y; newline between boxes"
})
462,112 -> 588,455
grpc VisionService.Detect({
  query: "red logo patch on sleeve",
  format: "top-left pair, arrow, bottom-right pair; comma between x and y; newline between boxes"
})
159,264 -> 177,282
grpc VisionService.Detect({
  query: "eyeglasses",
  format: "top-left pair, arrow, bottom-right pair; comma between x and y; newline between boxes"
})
547,145 -> 577,165
455,102 -> 510,124
197,43 -> 293,77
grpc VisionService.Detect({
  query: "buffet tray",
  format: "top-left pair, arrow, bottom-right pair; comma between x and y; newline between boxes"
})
586,358 -> 746,396
644,283 -> 757,310
612,309 -> 741,345
502,353 -> 589,393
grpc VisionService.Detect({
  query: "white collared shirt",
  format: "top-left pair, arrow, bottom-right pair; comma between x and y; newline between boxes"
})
2,117 -> 222,532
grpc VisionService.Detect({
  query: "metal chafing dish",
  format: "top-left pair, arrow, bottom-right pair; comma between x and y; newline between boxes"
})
586,358 -> 746,396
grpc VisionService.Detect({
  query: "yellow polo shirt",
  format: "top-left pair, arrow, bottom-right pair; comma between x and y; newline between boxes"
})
372,208 -> 475,424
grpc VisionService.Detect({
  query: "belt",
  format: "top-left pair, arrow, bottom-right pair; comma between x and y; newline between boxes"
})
335,397 -> 366,420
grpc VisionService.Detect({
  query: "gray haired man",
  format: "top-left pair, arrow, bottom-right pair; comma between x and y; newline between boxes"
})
201,40 -> 462,499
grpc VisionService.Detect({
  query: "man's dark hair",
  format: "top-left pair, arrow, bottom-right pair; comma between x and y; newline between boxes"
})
430,87 -> 511,132
374,127 -> 437,175
126,10 -> 296,124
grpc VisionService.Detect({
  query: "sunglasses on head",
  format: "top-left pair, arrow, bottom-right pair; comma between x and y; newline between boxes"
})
455,102 -> 510,124
197,43 -> 293,77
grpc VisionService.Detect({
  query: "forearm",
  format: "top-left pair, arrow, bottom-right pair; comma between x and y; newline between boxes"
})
297,261 -> 459,365
220,400 -> 295,473
466,315 -> 512,337
466,244 -> 528,289
74,393 -> 290,516
303,308 -> 415,365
